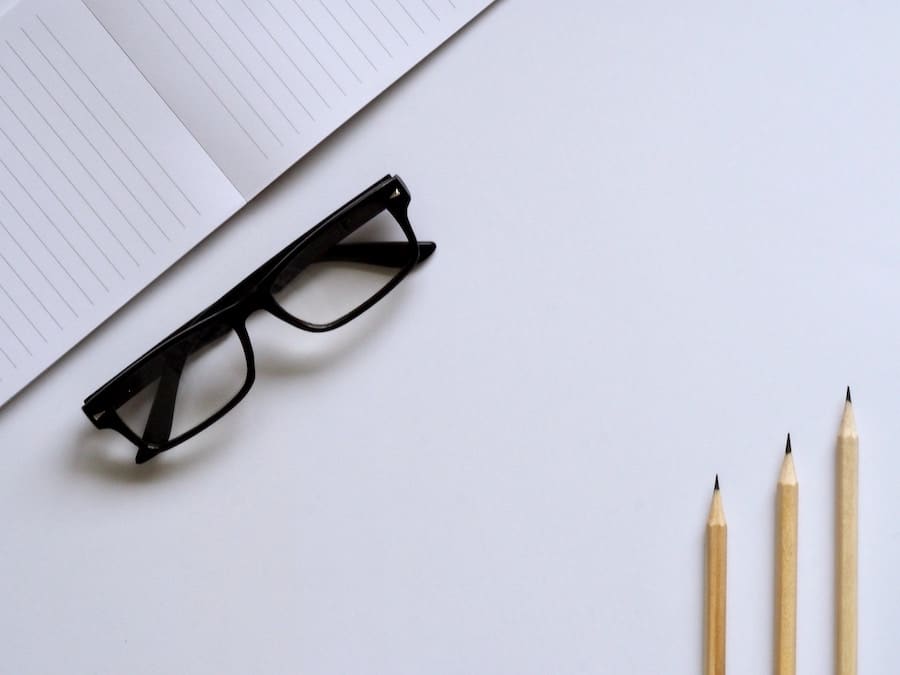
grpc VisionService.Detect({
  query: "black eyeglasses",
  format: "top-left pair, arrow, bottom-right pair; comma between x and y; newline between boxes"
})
82,175 -> 435,464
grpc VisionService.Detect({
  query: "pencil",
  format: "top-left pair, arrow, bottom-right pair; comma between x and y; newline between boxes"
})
836,387 -> 858,675
705,475 -> 727,675
775,434 -> 798,675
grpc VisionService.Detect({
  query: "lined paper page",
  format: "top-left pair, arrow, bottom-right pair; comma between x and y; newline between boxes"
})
0,0 -> 244,407
0,0 -> 491,407
84,0 -> 495,198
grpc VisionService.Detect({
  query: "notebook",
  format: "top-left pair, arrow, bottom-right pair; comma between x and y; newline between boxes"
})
0,0 -> 493,408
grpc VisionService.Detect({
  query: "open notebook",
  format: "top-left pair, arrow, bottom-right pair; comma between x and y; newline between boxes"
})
0,0 -> 493,408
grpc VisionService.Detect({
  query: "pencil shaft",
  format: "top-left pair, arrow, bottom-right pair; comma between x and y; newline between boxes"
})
705,489 -> 727,675
775,468 -> 798,675
836,404 -> 858,675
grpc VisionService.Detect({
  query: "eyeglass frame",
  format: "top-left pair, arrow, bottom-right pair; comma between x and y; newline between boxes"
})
82,174 -> 435,463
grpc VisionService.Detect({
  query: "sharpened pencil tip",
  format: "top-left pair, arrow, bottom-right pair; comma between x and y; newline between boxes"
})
785,433 -> 792,454
846,386 -> 852,404
714,474 -> 719,491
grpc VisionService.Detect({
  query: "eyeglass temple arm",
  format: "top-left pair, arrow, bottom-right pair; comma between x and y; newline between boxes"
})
267,241 -> 435,295
320,241 -> 436,266
140,350 -> 188,449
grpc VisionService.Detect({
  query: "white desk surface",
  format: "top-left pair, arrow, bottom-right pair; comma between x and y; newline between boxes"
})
1,1 -> 898,673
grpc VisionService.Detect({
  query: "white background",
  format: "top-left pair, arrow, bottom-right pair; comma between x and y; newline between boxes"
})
1,1 -> 898,673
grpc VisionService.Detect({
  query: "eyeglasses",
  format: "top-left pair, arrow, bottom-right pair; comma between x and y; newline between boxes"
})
82,175 -> 435,464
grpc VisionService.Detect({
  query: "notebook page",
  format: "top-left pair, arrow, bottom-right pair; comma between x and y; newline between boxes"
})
83,0 -> 495,198
0,0 -> 244,408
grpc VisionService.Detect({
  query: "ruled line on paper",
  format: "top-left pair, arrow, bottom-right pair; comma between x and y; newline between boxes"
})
136,0 -> 269,159
78,0 -> 232,206
0,57 -> 156,255
0,280 -> 46,343
260,0 -> 346,98
187,0 -> 304,132
0,247 -> 62,330
161,0 -> 284,148
0,176 -> 93,309
320,1 -> 377,71
0,61 -> 156,255
212,0 -> 321,117
239,0 -> 336,105
0,153 -> 105,297
0,0 -> 251,406
421,0 -> 439,21
0,343 -> 17,368
370,0 -> 407,46
0,92 -> 140,268
80,0 -> 480,201
287,0 -> 362,84
0,162 -> 107,296
23,26 -> 188,232
41,13 -> 203,217
0,311 -> 30,356
7,40 -> 172,243
396,0 -> 424,33
0,211 -> 77,318
0,124 -> 125,281
349,0 -> 392,58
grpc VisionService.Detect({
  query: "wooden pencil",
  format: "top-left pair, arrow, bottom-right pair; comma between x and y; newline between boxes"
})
775,434 -> 798,675
836,388 -> 858,675
705,475 -> 727,675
